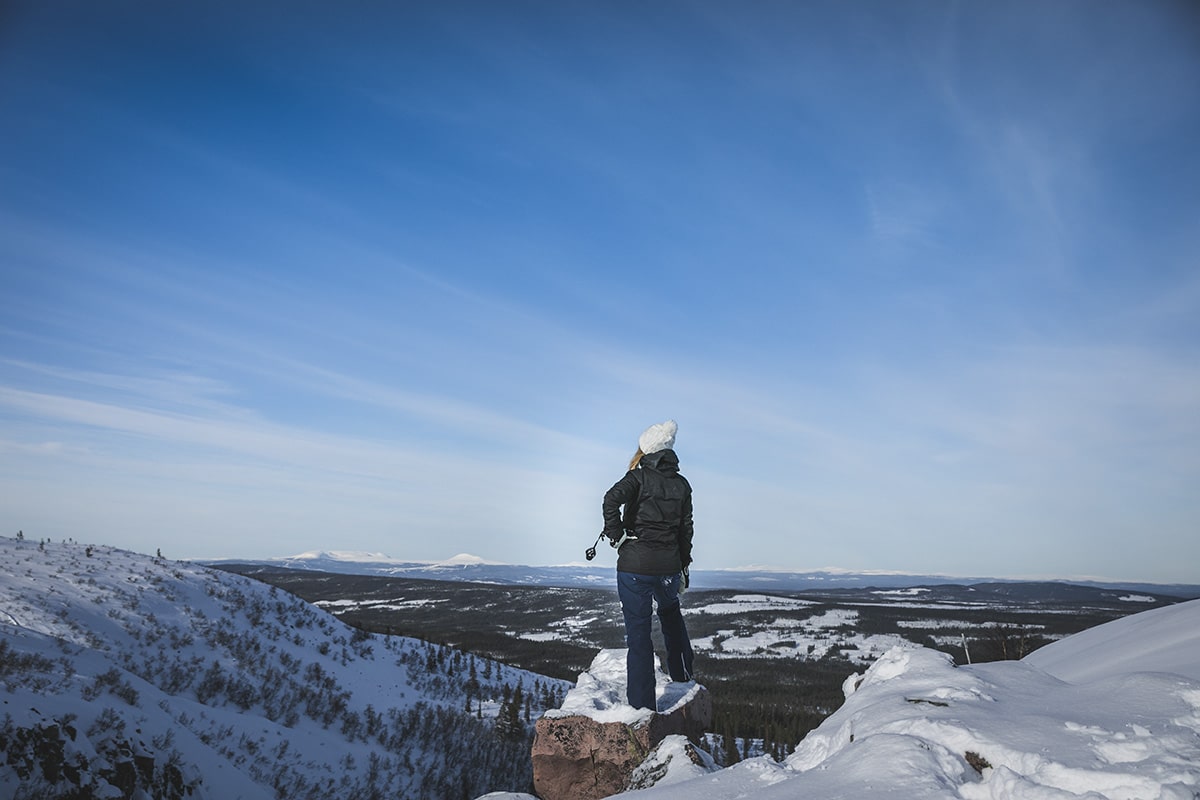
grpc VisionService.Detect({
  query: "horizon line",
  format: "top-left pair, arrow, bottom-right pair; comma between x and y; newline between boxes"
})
186,547 -> 1198,588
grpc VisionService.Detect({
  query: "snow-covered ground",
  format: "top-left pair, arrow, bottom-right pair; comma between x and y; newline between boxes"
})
690,598 -> 917,664
503,597 -> 1200,800
690,593 -> 818,614
7,533 -> 1197,800
0,536 -> 569,799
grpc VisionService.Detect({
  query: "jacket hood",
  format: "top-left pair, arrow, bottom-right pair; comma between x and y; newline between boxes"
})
640,448 -> 679,473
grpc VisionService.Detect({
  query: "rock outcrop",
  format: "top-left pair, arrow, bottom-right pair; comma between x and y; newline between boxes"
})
531,649 -> 712,800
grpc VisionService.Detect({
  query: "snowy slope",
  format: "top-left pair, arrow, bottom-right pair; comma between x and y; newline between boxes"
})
1024,598 -> 1200,683
0,536 -> 569,799
503,598 -> 1200,800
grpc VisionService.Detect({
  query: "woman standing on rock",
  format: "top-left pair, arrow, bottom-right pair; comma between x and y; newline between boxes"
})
602,419 -> 696,710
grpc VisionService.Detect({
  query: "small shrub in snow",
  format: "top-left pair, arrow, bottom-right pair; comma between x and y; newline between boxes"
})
965,750 -> 992,774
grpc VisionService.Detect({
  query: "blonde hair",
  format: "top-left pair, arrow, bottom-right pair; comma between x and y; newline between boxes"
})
628,448 -> 644,471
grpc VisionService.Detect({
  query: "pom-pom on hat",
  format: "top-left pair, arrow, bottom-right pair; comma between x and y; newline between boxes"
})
638,420 -> 678,455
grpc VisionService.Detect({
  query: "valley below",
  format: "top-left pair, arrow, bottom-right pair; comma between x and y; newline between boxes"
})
215,564 -> 1184,757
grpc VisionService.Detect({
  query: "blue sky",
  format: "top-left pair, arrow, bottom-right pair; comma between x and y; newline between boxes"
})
2,2 -> 1198,581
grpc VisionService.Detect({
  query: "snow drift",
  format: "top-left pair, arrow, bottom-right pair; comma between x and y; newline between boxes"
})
1023,597 -> 1200,683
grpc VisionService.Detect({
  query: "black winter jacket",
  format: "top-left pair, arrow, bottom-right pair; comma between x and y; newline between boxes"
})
602,449 -> 694,576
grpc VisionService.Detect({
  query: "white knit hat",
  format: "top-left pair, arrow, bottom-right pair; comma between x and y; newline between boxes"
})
638,420 -> 678,455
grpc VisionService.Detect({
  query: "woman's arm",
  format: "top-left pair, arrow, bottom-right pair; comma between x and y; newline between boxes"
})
602,471 -> 640,541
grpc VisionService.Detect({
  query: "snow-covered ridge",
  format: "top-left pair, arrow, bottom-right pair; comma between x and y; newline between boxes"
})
434,552 -> 501,567
498,599 -> 1200,800
0,536 -> 570,799
289,549 -> 401,563
285,550 -> 500,567
610,598 -> 1200,800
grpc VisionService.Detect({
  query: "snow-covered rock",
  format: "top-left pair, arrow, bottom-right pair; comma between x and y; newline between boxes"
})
532,649 -> 712,800
543,648 -> 704,725
628,735 -> 719,791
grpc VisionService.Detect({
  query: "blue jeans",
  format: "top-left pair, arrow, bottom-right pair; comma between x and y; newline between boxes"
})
617,571 -> 695,710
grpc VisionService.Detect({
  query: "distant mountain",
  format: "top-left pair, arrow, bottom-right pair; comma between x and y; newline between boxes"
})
203,551 -> 617,588
798,580 -> 1187,610
0,536 -> 570,800
201,552 -> 1200,599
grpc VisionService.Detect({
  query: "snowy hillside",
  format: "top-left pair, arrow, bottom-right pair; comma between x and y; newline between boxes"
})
0,535 -> 570,799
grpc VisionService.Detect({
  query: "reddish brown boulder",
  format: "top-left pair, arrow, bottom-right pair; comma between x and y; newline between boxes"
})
530,650 -> 711,800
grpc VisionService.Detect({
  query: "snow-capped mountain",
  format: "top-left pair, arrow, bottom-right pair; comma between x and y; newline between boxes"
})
0,535 -> 570,799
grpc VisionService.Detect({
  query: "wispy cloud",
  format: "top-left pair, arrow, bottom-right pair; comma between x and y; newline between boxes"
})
2,2 -> 1197,580
863,180 -> 947,258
